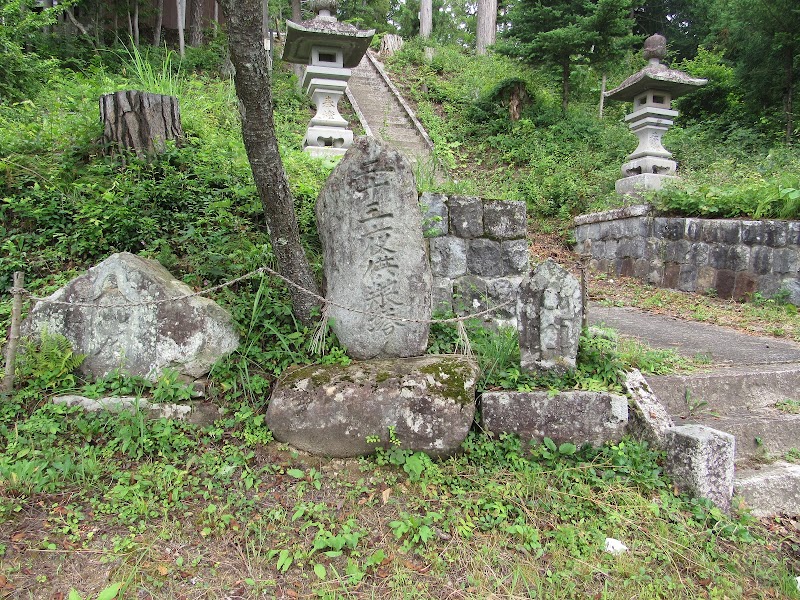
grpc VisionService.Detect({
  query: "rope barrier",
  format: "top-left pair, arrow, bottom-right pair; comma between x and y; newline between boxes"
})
16,266 -> 515,326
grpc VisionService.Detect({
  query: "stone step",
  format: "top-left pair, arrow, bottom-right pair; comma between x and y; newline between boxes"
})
347,51 -> 439,179
647,363 -> 800,413
734,461 -> 800,516
672,408 -> 800,461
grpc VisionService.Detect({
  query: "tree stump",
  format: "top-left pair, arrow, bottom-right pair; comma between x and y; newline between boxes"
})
99,91 -> 184,158
379,34 -> 404,57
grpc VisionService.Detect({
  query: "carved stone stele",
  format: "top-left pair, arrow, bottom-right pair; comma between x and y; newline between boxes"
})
316,137 -> 432,359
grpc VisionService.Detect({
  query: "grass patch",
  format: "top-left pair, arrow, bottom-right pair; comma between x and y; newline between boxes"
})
1,403 -> 798,599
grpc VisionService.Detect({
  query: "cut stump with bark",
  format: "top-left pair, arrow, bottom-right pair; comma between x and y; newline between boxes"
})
99,91 -> 184,158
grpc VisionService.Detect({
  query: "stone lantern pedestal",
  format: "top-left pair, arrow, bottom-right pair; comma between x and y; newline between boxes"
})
282,0 -> 374,157
606,34 -> 706,198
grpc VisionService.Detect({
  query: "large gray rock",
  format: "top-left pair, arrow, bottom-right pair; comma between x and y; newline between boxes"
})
518,259 -> 582,375
316,137 -> 432,360
482,390 -> 628,447
22,252 -> 239,380
266,355 -> 479,458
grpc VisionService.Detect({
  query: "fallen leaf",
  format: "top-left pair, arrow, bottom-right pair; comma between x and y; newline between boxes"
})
381,488 -> 392,504
11,532 -> 25,542
285,590 -> 299,599
51,593 -> 65,600
157,565 -> 170,576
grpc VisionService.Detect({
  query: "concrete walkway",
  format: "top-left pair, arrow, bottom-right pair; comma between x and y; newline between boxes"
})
589,304 -> 800,365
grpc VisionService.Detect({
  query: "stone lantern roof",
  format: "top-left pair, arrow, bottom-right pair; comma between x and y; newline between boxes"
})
606,34 -> 707,102
282,0 -> 375,68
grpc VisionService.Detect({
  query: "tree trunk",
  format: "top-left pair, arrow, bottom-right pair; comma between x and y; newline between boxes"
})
419,0 -> 432,39
177,0 -> 187,56
475,0 -> 496,55
785,46 -> 794,143
213,1 -> 219,36
153,0 -> 164,46
100,91 -> 184,159
290,0 -> 303,80
599,72 -> 607,118
379,34 -> 404,57
190,0 -> 204,46
217,0 -> 322,325
133,0 -> 140,47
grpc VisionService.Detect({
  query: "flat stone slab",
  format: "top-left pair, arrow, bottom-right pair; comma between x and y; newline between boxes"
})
22,252 -> 239,380
481,390 -> 628,447
590,304 -> 800,365
316,136 -> 432,360
266,355 -> 479,458
735,461 -> 800,517
53,395 -> 220,426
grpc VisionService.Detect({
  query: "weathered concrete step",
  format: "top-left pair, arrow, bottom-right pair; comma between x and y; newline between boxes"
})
382,131 -> 426,144
674,409 -> 800,460
735,461 -> 800,516
647,363 -> 800,413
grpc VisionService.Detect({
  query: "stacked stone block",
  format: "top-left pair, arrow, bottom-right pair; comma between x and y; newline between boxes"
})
421,193 -> 529,324
574,205 -> 800,304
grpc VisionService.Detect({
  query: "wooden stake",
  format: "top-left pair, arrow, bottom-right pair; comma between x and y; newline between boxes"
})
579,255 -> 589,331
2,272 -> 25,395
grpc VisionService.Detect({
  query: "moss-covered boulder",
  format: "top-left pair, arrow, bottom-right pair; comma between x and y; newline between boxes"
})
266,355 -> 479,457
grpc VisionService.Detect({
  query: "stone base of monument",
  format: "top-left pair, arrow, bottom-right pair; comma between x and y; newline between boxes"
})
481,390 -> 628,448
616,173 -> 678,198
305,146 -> 348,158
266,355 -> 479,458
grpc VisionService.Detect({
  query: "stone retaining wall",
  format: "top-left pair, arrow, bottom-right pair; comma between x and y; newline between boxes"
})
574,205 -> 800,303
421,193 -> 529,323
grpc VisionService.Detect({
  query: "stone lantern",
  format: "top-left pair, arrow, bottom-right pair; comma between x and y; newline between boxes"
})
606,34 -> 707,197
282,0 -> 374,157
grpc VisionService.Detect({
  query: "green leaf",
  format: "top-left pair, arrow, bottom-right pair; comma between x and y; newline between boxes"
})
543,437 -> 557,452
286,468 -> 305,479
276,549 -> 292,572
97,582 -> 124,600
68,591 -> 84,600
314,563 -> 327,580
558,442 -> 576,455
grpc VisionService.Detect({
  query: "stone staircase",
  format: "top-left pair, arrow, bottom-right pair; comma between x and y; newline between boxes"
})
346,51 -> 442,179
590,304 -> 800,516
646,364 -> 800,515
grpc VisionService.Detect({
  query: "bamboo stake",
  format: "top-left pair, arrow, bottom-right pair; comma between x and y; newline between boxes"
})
2,272 -> 25,395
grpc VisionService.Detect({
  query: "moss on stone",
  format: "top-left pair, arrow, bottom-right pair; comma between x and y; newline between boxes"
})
418,356 -> 477,406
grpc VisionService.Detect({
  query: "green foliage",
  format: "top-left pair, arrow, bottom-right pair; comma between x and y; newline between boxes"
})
14,330 -> 85,395
120,41 -> 186,97
0,0 -> 73,101
498,0 -> 637,111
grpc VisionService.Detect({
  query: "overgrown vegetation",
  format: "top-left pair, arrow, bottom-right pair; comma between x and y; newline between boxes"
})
1,10 -> 800,598
383,37 -> 800,221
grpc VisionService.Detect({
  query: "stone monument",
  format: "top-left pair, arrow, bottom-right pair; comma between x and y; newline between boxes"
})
316,137 -> 432,359
517,259 -> 582,375
606,34 -> 706,197
282,0 -> 374,157
21,253 -> 239,381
